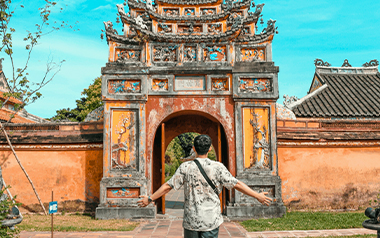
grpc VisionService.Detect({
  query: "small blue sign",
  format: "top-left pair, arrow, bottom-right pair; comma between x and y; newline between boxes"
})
49,201 -> 58,214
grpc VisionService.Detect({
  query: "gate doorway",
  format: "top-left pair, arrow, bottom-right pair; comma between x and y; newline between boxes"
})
152,112 -> 229,215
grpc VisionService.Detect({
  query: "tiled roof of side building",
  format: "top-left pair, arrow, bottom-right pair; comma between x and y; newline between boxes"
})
289,59 -> 380,119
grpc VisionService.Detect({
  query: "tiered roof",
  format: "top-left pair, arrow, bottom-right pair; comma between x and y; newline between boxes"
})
288,59 -> 380,119
103,0 -> 277,45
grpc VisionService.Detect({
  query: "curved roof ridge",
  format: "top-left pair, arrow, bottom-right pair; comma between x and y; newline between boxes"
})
288,84 -> 328,110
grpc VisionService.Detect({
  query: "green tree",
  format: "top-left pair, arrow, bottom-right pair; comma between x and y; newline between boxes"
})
51,77 -> 103,122
0,187 -> 21,238
0,0 -> 76,215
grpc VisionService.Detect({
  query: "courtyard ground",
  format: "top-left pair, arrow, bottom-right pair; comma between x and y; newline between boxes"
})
19,189 -> 377,238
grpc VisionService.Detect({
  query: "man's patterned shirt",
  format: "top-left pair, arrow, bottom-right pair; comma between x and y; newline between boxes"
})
167,158 -> 238,231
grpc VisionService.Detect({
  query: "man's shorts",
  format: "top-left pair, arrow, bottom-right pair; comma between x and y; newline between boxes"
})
184,227 -> 220,238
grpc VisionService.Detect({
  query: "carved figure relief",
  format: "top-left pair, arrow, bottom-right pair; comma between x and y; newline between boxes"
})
108,80 -> 141,94
115,49 -> 141,63
107,187 -> 140,198
208,23 -> 222,34
184,8 -> 195,16
243,108 -> 270,170
239,78 -> 271,93
201,8 -> 216,15
163,8 -> 179,16
240,48 -> 265,62
183,46 -> 197,62
153,46 -> 178,62
178,24 -> 202,33
211,78 -> 229,91
111,111 -> 137,170
203,45 -> 226,62
152,79 -> 169,91
158,23 -> 172,33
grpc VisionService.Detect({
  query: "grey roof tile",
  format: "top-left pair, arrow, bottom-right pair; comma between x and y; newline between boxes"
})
292,71 -> 380,118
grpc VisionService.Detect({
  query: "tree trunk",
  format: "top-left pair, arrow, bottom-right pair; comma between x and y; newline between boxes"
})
0,122 -> 47,215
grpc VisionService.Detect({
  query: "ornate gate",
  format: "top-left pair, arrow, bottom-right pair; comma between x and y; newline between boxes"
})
96,0 -> 286,219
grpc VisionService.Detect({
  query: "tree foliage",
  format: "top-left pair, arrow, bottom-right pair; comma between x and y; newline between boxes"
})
0,0 -> 76,216
51,77 -> 103,122
0,0 -> 73,113
0,187 -> 20,238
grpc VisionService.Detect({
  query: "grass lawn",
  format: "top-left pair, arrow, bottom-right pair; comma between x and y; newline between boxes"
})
241,211 -> 369,232
18,214 -> 139,232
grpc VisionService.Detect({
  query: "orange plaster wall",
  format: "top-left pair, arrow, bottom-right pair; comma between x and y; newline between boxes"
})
1,148 -> 103,211
278,146 -> 380,210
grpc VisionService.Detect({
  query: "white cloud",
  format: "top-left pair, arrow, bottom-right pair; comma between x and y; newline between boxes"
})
92,4 -> 113,11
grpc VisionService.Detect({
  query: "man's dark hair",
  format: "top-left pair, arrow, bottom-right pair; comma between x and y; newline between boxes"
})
193,134 -> 212,155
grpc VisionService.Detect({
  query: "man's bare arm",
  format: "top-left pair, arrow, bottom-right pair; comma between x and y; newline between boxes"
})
234,180 -> 273,206
137,182 -> 173,207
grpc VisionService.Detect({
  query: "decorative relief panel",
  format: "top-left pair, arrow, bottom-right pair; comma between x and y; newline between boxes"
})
183,46 -> 197,62
175,76 -> 205,91
203,45 -> 226,62
178,24 -> 203,33
163,8 -> 179,16
208,23 -> 222,34
211,77 -> 229,91
241,186 -> 275,203
152,78 -> 169,92
184,8 -> 195,16
309,76 -> 322,93
239,78 -> 271,93
243,27 -> 251,35
108,80 -> 141,94
111,110 -> 137,170
201,8 -> 216,15
243,108 -> 271,170
153,46 -> 178,62
107,187 -> 140,198
115,49 -> 141,63
158,23 -> 172,33
240,48 -> 265,62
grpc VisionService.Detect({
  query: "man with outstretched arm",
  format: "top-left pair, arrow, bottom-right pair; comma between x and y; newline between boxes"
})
138,134 -> 272,238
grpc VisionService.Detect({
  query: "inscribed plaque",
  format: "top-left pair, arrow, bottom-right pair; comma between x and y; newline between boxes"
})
174,76 -> 205,91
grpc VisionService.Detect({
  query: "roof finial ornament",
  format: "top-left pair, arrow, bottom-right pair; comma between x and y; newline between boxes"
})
283,95 -> 299,108
135,16 -> 148,30
104,21 -> 118,35
314,59 -> 331,67
362,59 -> 379,67
116,4 -> 125,15
146,0 -> 155,11
341,59 -> 352,67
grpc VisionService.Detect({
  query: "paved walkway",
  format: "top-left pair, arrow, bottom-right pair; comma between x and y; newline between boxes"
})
19,190 -> 377,237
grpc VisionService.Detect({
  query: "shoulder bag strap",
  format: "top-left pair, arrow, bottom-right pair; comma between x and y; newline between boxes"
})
193,159 -> 219,195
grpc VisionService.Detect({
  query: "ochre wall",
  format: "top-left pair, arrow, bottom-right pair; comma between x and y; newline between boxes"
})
1,148 -> 103,213
279,146 -> 380,210
277,119 -> 380,210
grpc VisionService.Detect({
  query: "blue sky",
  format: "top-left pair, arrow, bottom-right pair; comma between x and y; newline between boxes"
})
2,0 -> 380,118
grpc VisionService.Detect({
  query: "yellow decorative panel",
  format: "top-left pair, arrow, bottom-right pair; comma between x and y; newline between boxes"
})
241,48 -> 265,62
111,110 -> 137,170
243,107 -> 270,170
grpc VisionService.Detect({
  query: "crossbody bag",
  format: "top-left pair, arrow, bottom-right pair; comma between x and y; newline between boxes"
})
193,159 -> 219,195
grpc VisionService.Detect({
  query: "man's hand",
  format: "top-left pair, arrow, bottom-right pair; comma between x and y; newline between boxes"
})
137,195 -> 150,207
256,192 -> 273,206
234,181 -> 273,206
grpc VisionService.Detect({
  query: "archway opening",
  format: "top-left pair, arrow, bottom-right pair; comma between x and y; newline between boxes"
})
152,112 -> 230,215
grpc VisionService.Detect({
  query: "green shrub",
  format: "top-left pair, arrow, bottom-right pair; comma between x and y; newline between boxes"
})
0,187 -> 20,238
